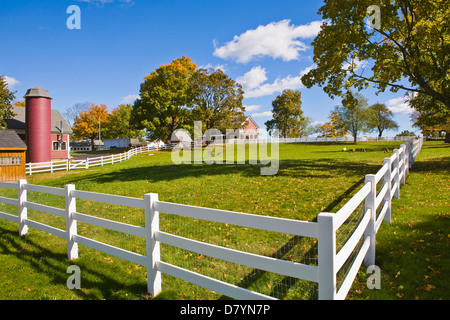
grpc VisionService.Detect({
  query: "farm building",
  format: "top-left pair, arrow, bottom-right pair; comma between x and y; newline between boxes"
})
211,116 -> 260,142
5,87 -> 72,163
0,130 -> 27,182
71,140 -> 104,152
235,116 -> 260,141
104,138 -> 142,150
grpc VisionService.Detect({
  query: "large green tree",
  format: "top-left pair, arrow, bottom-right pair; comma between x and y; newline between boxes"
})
131,56 -> 196,142
301,0 -> 450,110
333,91 -> 372,143
189,68 -> 246,133
409,92 -> 450,142
264,90 -> 309,138
102,104 -> 145,140
368,103 -> 399,137
0,75 -> 16,129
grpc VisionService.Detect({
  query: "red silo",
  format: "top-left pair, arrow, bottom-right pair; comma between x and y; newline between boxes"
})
24,87 -> 52,163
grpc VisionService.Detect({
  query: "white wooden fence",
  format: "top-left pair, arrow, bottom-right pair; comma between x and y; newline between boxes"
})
0,139 -> 423,300
26,144 -> 173,175
231,135 -> 416,144
26,137 -> 417,175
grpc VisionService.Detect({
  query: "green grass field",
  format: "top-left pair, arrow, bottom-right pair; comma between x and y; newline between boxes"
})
0,141 -> 448,300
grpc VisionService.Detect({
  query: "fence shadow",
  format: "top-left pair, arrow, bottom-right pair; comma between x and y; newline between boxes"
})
0,224 -> 148,300
54,157 -> 381,188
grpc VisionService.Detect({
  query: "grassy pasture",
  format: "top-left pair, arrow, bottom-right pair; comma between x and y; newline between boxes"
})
0,140 -> 447,300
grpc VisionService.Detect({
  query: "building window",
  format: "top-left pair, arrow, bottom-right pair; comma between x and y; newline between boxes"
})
53,141 -> 59,151
0,156 -> 22,166
61,141 -> 67,151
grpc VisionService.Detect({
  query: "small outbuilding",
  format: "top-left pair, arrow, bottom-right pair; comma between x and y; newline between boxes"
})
0,130 -> 27,182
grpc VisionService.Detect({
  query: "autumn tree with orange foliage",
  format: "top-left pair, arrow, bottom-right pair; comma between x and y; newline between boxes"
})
72,104 -> 109,150
318,111 -> 349,138
131,56 -> 196,142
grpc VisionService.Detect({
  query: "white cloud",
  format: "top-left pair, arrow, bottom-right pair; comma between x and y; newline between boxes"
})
311,120 -> 325,126
251,111 -> 273,118
213,20 -> 324,63
4,76 -> 20,88
121,94 -> 139,104
386,95 -> 415,114
198,63 -> 227,72
244,105 -> 262,112
76,0 -> 134,7
236,66 -> 267,92
246,75 -> 304,98
343,58 -> 369,73
238,65 -> 313,98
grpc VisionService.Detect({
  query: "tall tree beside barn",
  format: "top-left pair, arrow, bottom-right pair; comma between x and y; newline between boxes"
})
188,68 -> 246,133
72,104 -> 109,150
0,75 -> 16,129
131,56 -> 197,142
265,90 -> 308,138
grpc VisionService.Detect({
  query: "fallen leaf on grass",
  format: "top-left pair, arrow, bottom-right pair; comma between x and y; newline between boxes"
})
418,284 -> 436,292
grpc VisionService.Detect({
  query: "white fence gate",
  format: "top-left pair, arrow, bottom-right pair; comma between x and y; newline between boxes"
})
0,139 -> 423,300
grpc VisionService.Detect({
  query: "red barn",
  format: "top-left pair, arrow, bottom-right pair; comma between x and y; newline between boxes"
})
6,87 -> 72,163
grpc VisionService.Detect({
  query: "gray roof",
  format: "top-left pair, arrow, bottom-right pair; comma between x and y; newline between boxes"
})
0,130 -> 27,149
23,87 -> 52,99
5,106 -> 73,134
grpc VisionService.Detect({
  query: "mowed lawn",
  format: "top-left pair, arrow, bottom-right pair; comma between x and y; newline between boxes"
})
348,141 -> 449,300
0,140 -> 447,300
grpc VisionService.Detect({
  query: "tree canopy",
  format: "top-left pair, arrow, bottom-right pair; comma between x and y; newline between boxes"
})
317,111 -> 349,138
301,0 -> 450,112
409,92 -> 450,141
71,104 -> 109,149
368,103 -> 399,137
333,91 -> 372,143
0,75 -> 16,129
189,68 -> 246,133
131,56 -> 197,142
264,90 -> 309,138
103,104 -> 145,140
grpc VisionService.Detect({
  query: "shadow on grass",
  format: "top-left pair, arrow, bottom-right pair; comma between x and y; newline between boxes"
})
410,157 -> 450,173
0,224 -> 148,300
54,158 -> 381,188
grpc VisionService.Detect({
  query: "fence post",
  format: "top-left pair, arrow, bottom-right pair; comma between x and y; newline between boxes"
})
144,193 -> 161,297
65,184 -> 78,260
364,174 -> 376,266
393,149 -> 400,199
318,212 -> 336,300
383,158 -> 392,224
400,145 -> 406,185
18,179 -> 28,236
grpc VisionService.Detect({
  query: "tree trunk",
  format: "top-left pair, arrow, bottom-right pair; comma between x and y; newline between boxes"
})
445,131 -> 450,143
91,138 -> 96,151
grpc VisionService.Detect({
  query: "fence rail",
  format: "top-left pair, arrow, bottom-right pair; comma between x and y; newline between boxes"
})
26,137 -> 417,175
0,138 -> 423,300
26,144 -> 173,175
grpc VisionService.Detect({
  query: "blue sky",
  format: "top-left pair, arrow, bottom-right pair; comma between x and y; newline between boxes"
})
1,0 -> 418,136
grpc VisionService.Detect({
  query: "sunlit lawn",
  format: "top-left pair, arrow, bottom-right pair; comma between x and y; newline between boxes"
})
1,140 -> 446,300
